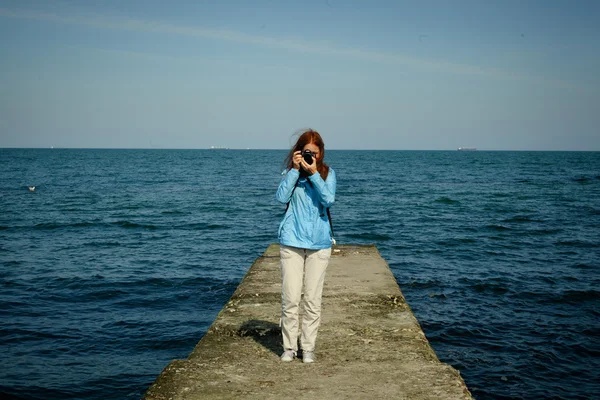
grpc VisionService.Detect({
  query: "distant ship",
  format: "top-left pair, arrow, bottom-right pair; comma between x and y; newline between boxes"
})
209,146 -> 229,150
457,147 -> 477,151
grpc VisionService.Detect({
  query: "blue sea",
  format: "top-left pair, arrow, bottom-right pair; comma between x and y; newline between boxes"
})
1,149 -> 599,400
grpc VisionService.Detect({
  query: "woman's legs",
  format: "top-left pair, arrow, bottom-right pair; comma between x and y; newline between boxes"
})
280,245 -> 332,354
301,247 -> 331,352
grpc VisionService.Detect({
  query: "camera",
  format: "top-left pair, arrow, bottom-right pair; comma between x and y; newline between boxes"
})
302,150 -> 316,164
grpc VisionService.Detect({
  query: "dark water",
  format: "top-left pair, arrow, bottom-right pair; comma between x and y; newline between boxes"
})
1,149 -> 599,400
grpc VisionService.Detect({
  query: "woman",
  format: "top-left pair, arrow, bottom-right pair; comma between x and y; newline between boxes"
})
275,129 -> 336,363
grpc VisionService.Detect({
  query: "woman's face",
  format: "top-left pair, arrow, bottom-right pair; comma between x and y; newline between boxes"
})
303,143 -> 321,161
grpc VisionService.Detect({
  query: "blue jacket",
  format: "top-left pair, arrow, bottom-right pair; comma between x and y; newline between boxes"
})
276,168 -> 336,250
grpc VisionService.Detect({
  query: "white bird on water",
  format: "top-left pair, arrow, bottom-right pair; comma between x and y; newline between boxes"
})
28,186 -> 36,192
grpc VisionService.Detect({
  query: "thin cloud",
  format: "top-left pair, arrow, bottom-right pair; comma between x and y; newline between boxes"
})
0,7 -> 587,91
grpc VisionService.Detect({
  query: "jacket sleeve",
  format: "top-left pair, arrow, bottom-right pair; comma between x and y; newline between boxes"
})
308,168 -> 336,208
275,169 -> 300,204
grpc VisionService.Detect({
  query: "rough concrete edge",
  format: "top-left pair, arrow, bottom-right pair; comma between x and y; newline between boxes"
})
371,245 -> 473,399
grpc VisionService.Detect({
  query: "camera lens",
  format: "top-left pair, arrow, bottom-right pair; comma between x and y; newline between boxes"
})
302,151 -> 313,163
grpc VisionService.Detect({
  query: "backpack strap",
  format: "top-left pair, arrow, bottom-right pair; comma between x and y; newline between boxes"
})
326,208 -> 334,238
284,182 -> 298,213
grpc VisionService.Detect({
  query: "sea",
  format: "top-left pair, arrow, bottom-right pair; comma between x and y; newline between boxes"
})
1,148 -> 599,400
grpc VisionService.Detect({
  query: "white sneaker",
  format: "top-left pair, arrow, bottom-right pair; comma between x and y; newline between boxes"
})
281,350 -> 296,362
302,350 -> 315,363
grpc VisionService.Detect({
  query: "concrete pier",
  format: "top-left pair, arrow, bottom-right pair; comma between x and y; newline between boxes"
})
144,244 -> 472,400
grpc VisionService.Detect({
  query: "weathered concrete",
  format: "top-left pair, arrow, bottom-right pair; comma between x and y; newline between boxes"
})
144,244 -> 472,400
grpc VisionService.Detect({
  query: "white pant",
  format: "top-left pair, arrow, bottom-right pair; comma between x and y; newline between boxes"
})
280,245 -> 331,352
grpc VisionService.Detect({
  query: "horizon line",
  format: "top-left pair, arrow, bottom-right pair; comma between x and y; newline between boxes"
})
1,147 -> 598,152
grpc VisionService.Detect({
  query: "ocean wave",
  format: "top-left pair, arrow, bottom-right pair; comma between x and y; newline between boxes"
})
585,206 -> 600,215
1,328 -> 80,343
516,289 -> 600,305
33,221 -> 99,230
569,263 -> 596,269
436,237 -> 477,246
558,289 -> 600,303
344,232 -> 393,241
434,197 -> 460,205
113,294 -> 179,309
521,227 -> 562,236
580,327 -> 600,337
183,223 -> 229,230
1,260 -> 21,267
503,215 -> 536,223
161,210 -> 187,215
111,221 -> 158,230
131,333 -> 200,353
459,278 -> 512,295
431,325 -> 476,338
48,275 -> 230,292
83,241 -> 121,248
485,224 -> 513,231
572,176 -> 595,183
555,240 -> 597,248
406,279 -> 443,289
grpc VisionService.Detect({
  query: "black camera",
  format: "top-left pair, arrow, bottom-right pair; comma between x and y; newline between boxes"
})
302,150 -> 316,164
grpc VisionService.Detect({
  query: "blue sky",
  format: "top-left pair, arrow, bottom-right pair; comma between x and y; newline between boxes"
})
0,0 -> 598,150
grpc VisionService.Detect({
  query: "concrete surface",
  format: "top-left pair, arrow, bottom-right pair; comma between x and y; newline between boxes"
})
143,244 -> 472,400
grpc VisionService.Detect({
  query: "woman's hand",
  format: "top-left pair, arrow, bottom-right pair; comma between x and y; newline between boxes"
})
292,151 -> 302,170
300,154 -> 318,175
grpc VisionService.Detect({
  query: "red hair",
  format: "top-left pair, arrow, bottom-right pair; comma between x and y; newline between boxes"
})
284,129 -> 330,180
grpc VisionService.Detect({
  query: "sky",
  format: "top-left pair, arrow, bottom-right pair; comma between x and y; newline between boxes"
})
0,0 -> 599,150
